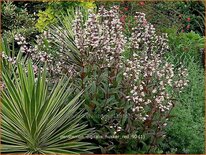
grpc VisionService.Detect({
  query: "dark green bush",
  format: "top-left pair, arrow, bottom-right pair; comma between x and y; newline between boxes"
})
163,28 -> 205,67
2,2 -> 38,43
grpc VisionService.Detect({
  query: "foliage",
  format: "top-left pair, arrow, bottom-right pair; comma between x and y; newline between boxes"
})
35,1 -> 96,32
13,1 -> 47,14
1,2 -> 37,43
171,1 -> 205,35
1,60 -> 96,154
96,1 -> 205,35
161,56 -> 205,154
149,1 -> 205,35
163,28 -> 205,67
35,7 -> 57,32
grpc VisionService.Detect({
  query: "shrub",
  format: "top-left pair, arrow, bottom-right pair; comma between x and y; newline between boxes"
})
163,28 -> 205,67
35,7 -> 57,32
2,2 -> 37,43
96,1 -> 205,35
35,1 -> 96,32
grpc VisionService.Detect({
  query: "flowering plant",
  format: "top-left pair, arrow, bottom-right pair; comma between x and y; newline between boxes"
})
2,6 -> 189,153
50,6 -> 188,153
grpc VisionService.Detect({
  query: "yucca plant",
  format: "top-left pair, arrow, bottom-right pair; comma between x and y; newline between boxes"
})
1,60 -> 96,154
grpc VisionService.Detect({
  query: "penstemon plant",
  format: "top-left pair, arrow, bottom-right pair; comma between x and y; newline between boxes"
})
59,6 -> 188,153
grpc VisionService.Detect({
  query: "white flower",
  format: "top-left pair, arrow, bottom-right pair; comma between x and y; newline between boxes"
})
141,92 -> 145,97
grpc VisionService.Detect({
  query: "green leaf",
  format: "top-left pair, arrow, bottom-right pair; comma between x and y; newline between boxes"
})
2,60 -> 97,153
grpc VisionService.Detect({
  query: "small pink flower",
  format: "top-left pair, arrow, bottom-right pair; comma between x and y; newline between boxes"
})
124,7 -> 128,11
187,17 -> 191,22
120,15 -> 126,23
142,20 -> 147,26
186,25 -> 190,29
139,1 -> 145,6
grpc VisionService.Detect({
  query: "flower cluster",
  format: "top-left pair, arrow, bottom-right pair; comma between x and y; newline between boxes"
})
73,6 -> 126,68
122,52 -> 188,122
14,34 -> 26,45
34,33 -> 77,77
2,52 -> 16,65
15,34 -> 53,70
174,66 -> 189,90
130,12 -> 169,55
3,33 -> 77,80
